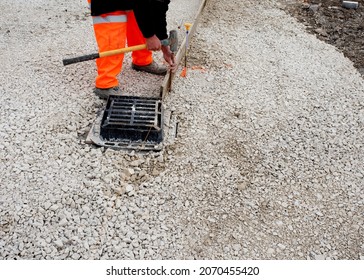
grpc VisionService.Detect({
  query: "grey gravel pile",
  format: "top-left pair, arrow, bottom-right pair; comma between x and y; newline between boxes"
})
0,0 -> 363,260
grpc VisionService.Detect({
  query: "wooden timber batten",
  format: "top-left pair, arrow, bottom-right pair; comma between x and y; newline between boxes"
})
160,0 -> 210,100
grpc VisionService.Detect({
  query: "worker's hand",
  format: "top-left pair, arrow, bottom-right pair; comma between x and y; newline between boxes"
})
146,35 -> 161,51
161,45 -> 176,72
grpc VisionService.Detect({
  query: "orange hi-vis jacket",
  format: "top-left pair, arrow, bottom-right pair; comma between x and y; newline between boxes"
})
87,0 -> 152,89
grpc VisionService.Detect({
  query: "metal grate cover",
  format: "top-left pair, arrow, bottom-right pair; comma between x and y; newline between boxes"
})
99,95 -> 163,146
86,95 -> 164,150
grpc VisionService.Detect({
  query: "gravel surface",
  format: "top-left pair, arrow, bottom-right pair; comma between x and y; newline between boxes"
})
282,0 -> 364,76
0,0 -> 363,260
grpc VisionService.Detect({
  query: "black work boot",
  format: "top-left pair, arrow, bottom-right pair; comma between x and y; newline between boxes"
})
131,61 -> 167,75
93,86 -> 120,100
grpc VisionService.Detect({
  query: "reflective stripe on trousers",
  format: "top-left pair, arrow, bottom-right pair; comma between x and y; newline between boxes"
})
92,14 -> 127,25
86,5 -> 153,88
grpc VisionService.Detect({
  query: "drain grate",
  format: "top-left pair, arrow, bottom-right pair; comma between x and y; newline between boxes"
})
98,95 -> 163,148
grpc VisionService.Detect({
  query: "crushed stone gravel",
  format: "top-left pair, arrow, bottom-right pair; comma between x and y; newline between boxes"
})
0,0 -> 363,260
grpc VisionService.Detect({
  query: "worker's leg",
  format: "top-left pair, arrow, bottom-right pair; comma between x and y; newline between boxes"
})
126,11 -> 167,75
126,11 -> 153,67
92,13 -> 127,89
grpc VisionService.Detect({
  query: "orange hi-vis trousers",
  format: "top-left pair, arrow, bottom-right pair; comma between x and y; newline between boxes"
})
87,1 -> 153,89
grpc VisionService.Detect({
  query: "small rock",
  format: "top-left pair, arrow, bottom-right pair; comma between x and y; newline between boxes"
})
67,125 -> 76,131
126,185 -> 134,193
131,240 -> 139,248
206,76 -> 214,82
232,244 -> 242,251
122,168 -> 134,179
157,154 -> 164,163
315,211 -> 324,217
139,249 -> 146,259
152,169 -> 160,176
130,159 -> 144,167
267,248 -> 275,255
104,173 -> 116,183
44,202 -> 52,210
59,218 -> 67,226
82,205 -> 91,213
309,4 -> 320,13
315,28 -> 328,37
237,181 -> 248,190
49,204 -> 59,211
54,239 -> 63,248
71,253 -> 80,260
138,170 -> 147,178
114,186 -> 126,195
315,254 -> 326,260
115,199 -> 122,208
